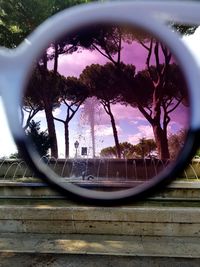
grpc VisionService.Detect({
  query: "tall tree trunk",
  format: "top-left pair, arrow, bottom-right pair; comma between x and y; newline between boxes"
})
107,105 -> 121,159
153,124 -> 170,160
152,84 -> 170,160
64,122 -> 69,158
44,44 -> 59,159
44,104 -> 58,158
39,52 -> 58,159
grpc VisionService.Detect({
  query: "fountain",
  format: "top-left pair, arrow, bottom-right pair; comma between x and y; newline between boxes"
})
3,161 -> 19,180
0,157 -> 200,187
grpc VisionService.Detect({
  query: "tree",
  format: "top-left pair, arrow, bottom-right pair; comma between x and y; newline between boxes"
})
9,152 -> 21,159
171,23 -> 197,36
100,142 -> 135,159
75,24 -> 188,160
119,142 -> 135,159
80,63 -> 130,158
100,146 -> 117,158
53,76 -> 89,158
120,57 -> 188,160
70,24 -> 123,66
0,1 -> 193,160
81,24 -> 189,160
26,120 -> 51,158
168,130 -> 186,160
0,0 -> 93,47
100,140 -> 156,159
21,96 -> 42,131
0,0 -> 95,159
24,69 -> 68,158
133,138 -> 157,159
136,38 -> 189,160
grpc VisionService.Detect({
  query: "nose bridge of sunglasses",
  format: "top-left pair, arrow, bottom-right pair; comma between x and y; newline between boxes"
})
0,49 -> 29,96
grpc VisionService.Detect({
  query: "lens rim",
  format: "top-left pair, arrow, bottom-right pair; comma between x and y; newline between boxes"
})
5,2 -> 200,204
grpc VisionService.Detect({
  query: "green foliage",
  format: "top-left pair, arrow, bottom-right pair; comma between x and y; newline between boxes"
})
80,62 -> 127,102
26,120 -> 51,157
25,69 -> 66,109
9,152 -> 21,159
133,138 -> 157,159
62,76 -> 89,104
122,63 -> 187,110
171,23 -> 197,36
100,139 -> 157,159
9,120 -> 52,159
168,130 -> 186,159
120,142 -> 135,159
100,146 -> 117,158
195,149 -> 200,158
0,0 -> 94,47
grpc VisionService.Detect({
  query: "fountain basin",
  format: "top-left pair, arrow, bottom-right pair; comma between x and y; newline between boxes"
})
0,180 -> 200,201
1,158 -> 200,181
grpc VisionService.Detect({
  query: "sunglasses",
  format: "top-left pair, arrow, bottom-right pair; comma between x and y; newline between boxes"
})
1,0 -> 200,204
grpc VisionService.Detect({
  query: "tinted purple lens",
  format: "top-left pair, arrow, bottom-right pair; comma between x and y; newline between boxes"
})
22,22 -> 190,192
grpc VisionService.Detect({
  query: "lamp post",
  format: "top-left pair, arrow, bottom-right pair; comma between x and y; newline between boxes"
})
74,140 -> 79,158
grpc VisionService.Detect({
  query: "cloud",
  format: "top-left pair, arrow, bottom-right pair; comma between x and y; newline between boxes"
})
48,40 -> 149,78
111,104 -> 144,121
138,125 -> 154,137
49,48 -> 107,77
76,124 -> 122,149
82,103 -> 145,127
168,104 -> 190,131
53,107 -> 62,117
127,123 -> 178,145
95,125 -> 122,137
120,41 -> 148,71
128,124 -> 154,145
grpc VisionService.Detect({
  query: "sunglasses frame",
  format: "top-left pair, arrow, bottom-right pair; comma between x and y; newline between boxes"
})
1,0 -> 200,204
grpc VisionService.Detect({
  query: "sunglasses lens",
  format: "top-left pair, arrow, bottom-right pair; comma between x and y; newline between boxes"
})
22,22 -> 190,197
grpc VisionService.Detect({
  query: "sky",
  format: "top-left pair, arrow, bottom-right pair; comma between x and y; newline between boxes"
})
0,26 -> 200,158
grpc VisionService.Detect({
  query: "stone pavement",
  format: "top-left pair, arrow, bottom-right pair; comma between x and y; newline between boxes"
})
0,234 -> 200,266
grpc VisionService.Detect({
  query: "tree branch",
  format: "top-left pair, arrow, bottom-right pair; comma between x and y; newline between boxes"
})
139,41 -> 151,51
137,104 -> 154,124
154,41 -> 161,76
53,116 -> 65,124
92,44 -> 115,63
117,29 -> 122,65
146,39 -> 153,72
167,97 -> 183,114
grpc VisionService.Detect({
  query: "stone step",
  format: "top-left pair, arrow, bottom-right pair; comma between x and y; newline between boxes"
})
1,182 -> 200,264
0,180 -> 200,200
1,253 -> 200,267
0,201 -> 200,236
0,233 -> 200,259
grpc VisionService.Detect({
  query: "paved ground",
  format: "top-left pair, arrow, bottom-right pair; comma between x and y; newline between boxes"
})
1,253 -> 200,267
0,233 -> 199,256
